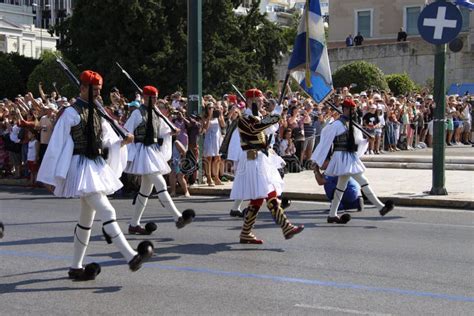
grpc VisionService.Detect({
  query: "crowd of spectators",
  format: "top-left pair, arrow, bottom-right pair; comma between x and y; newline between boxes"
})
1,82 -> 473,196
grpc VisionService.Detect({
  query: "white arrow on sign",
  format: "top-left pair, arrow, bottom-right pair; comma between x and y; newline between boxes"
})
423,6 -> 458,40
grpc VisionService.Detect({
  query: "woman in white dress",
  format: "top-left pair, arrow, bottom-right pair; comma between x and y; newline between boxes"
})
38,70 -> 153,280
202,101 -> 225,186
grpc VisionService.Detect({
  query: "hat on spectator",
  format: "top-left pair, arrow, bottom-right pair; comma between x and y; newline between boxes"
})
426,95 -> 433,100
415,101 -> 421,107
360,91 -> 367,97
369,104 -> 377,109
245,88 -> 263,99
223,94 -> 229,99
228,94 -> 237,104
372,93 -> 381,100
80,70 -> 103,86
128,100 -> 140,108
342,99 -> 357,108
143,85 -> 158,96
389,97 -> 396,102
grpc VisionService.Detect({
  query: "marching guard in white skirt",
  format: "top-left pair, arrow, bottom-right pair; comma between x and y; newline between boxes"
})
124,85 -> 194,235
311,99 -> 394,224
230,89 -> 304,244
38,70 -> 153,281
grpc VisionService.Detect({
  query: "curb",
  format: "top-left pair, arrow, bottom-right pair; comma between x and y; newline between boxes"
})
364,162 -> 474,170
189,187 -> 474,210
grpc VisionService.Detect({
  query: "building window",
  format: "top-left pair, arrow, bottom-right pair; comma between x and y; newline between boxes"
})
405,6 -> 421,35
460,7 -> 470,32
356,10 -> 372,38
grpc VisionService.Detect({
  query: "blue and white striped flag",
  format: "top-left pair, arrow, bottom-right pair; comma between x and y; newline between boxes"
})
455,0 -> 474,10
287,0 -> 332,103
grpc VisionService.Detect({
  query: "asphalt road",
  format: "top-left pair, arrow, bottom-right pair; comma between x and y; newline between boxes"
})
0,186 -> 473,315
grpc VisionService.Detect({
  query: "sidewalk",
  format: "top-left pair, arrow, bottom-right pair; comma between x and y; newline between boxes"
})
190,146 -> 474,209
1,146 -> 473,209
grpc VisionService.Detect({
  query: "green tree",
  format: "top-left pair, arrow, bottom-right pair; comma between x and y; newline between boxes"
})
0,54 -> 23,99
385,73 -> 416,96
27,51 -> 79,99
56,0 -> 287,98
3,52 -> 41,94
332,61 -> 388,93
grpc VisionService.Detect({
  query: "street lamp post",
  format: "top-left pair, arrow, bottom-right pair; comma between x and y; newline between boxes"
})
32,2 -> 50,58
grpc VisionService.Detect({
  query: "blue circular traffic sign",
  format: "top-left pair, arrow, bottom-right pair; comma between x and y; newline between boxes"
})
418,1 -> 462,45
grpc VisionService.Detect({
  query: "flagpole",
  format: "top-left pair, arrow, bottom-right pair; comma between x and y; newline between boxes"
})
277,73 -> 290,106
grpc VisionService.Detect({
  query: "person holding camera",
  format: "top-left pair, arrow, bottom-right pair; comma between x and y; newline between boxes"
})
202,100 -> 225,186
123,86 -> 195,235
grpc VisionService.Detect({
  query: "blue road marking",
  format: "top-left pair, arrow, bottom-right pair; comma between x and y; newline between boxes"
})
1,249 -> 473,303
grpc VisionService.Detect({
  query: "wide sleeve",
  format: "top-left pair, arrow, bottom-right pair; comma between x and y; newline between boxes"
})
102,118 -> 127,177
37,108 -> 77,185
159,118 -> 173,161
123,109 -> 142,162
310,121 -> 341,167
124,109 -> 142,133
227,128 -> 242,162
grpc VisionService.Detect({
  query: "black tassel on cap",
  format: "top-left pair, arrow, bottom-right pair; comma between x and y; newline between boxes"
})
85,84 -> 100,159
144,96 -> 154,146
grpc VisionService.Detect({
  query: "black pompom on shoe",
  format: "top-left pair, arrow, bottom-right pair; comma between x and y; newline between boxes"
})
327,213 -> 351,224
379,200 -> 395,216
69,262 -> 101,281
144,222 -> 158,233
176,209 -> 195,229
0,222 -> 4,239
229,209 -> 243,218
129,241 -> 154,272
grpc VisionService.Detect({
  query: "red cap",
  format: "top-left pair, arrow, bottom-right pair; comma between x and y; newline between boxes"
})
245,88 -> 263,99
143,85 -> 159,96
228,94 -> 237,104
342,99 -> 357,108
80,70 -> 103,86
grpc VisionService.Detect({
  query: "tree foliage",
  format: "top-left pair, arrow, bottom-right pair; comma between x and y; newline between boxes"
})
385,73 -> 416,96
0,54 -> 23,99
27,51 -> 79,99
56,0 -> 288,98
332,61 -> 388,93
0,52 -> 40,97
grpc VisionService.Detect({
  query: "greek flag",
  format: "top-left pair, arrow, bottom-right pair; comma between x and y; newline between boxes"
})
455,0 -> 474,10
287,0 -> 332,103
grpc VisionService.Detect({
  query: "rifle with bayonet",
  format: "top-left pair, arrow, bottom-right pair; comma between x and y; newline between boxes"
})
53,53 -> 129,139
115,62 -> 177,133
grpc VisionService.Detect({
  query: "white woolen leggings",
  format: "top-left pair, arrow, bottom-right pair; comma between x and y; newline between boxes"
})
130,174 -> 181,227
329,173 -> 384,217
72,193 -> 136,269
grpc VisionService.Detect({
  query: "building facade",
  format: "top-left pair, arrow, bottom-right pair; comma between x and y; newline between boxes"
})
326,0 -> 474,87
328,0 -> 472,47
0,0 -> 74,58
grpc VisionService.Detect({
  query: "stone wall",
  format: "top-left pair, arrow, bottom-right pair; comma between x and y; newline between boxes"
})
276,34 -> 474,88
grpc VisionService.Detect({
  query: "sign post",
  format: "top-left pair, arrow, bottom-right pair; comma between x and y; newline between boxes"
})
417,0 -> 462,195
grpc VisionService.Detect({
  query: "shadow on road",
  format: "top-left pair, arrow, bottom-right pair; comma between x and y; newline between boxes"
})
0,276 -> 121,295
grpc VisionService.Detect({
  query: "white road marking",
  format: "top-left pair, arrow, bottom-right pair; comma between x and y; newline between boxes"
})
295,304 -> 392,316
